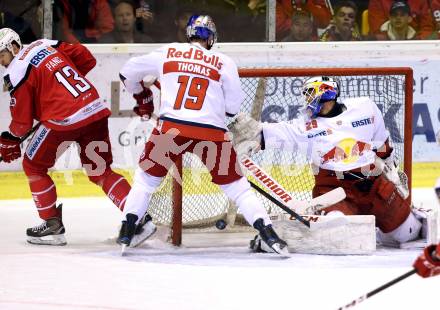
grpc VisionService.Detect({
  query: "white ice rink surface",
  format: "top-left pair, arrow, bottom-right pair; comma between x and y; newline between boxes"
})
1,189 -> 439,310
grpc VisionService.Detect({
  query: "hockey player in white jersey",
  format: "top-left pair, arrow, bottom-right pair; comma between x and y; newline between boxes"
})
231,76 -> 430,248
117,15 -> 287,254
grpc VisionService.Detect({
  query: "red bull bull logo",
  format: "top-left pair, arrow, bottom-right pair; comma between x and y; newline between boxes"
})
321,138 -> 371,164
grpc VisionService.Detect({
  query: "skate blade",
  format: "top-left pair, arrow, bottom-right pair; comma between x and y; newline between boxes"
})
121,244 -> 127,256
271,244 -> 290,256
27,235 -> 67,246
130,223 -> 157,248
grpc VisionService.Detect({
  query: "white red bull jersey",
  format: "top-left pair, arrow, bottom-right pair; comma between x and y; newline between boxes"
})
262,97 -> 390,172
119,42 -> 244,141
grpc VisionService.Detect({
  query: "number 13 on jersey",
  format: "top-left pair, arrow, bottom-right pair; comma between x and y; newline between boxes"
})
174,75 -> 209,111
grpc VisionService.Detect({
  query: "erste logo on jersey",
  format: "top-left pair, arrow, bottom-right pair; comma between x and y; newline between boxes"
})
351,116 -> 374,128
30,47 -> 56,67
307,129 -> 333,139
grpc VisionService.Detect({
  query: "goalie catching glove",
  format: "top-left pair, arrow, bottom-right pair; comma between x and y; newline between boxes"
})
0,131 -> 21,163
228,113 -> 263,157
133,84 -> 154,119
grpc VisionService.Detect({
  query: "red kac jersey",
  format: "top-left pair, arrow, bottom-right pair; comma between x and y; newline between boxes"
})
3,39 -> 110,137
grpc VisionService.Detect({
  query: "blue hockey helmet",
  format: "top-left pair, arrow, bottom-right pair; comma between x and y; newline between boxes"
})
302,76 -> 339,119
186,15 -> 217,49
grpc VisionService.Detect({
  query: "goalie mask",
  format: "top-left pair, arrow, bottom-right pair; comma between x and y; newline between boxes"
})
186,15 -> 217,50
0,28 -> 22,56
302,76 -> 339,119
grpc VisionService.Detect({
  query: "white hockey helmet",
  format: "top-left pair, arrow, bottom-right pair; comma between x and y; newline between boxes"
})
0,28 -> 22,56
302,76 -> 339,118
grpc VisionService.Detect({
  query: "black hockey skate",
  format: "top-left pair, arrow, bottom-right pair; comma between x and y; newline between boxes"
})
26,217 -> 66,246
130,212 -> 157,248
251,218 -> 288,255
118,213 -> 139,247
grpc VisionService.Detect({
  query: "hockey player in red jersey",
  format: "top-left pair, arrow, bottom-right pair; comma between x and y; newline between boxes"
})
0,28 -> 155,246
230,76 -> 433,249
117,15 -> 288,254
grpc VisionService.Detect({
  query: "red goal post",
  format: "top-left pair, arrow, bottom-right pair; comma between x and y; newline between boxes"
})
147,67 -> 413,246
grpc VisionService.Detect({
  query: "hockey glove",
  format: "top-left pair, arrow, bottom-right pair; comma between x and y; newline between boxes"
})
228,113 -> 262,157
0,131 -> 21,163
133,85 -> 154,119
413,244 -> 440,278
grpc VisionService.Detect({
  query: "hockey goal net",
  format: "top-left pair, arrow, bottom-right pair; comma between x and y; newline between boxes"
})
147,67 -> 413,245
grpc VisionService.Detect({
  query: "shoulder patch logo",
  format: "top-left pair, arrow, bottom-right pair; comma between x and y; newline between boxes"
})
30,47 -> 56,67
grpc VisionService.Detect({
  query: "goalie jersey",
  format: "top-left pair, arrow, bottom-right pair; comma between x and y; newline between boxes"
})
120,42 -> 244,141
3,39 -> 110,137
262,97 -> 390,172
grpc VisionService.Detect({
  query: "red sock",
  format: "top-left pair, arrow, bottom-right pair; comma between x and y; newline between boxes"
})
90,169 -> 131,210
28,175 -> 60,220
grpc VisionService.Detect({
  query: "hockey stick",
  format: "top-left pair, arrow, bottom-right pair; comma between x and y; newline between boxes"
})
0,123 -> 40,163
241,154 -> 348,230
337,269 -> 416,309
240,154 -> 346,214
249,180 -> 310,228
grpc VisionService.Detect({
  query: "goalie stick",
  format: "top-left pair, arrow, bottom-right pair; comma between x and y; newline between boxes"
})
337,269 -> 416,309
240,154 -> 346,215
249,181 -> 310,228
0,123 -> 40,163
241,154 -> 348,230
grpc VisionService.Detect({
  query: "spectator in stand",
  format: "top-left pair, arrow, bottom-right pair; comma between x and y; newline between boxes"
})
167,5 -> 195,43
99,0 -> 153,43
0,0 -> 40,43
276,0 -> 331,41
320,0 -> 362,41
53,0 -> 114,43
368,0 -> 435,40
429,0 -> 440,37
374,1 -> 416,40
128,0 -> 174,42
282,10 -> 317,42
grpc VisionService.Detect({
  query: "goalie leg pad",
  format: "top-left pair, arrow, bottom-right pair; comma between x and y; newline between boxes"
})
377,211 -> 422,245
370,175 -> 411,233
313,186 -> 358,215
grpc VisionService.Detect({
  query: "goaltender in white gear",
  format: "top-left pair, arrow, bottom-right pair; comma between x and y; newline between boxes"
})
117,15 -> 288,254
231,76 -> 435,247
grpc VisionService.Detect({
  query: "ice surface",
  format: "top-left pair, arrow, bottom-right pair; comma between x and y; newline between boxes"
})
0,189 -> 438,310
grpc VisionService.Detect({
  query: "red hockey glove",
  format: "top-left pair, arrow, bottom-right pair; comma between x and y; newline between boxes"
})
413,244 -> 440,278
133,85 -> 154,119
0,131 -> 21,163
